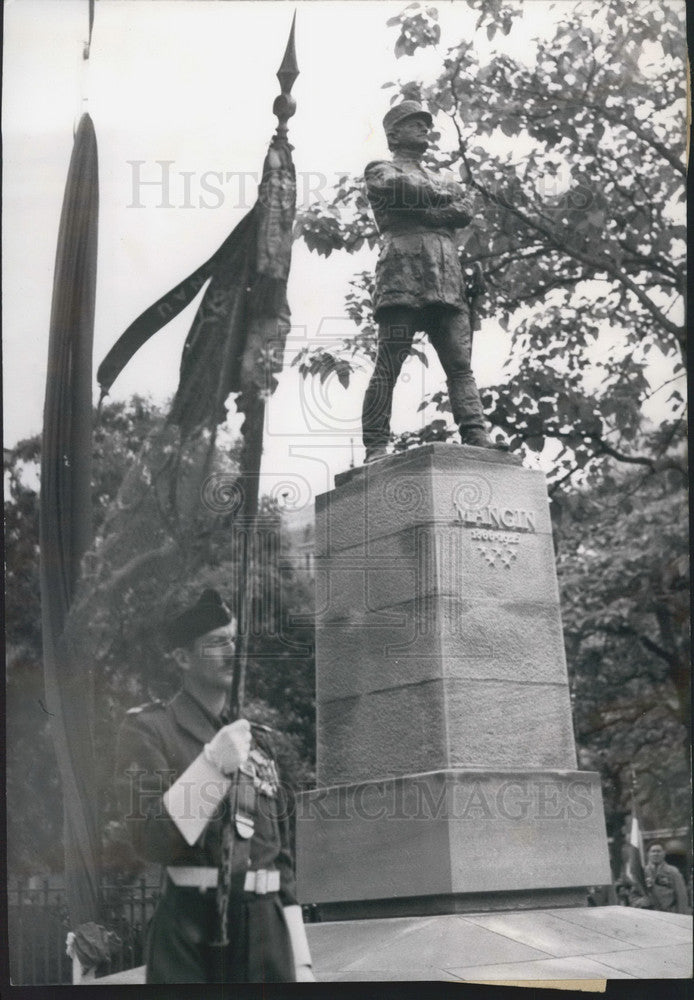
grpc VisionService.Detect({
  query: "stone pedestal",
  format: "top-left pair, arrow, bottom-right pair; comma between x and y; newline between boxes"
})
297,444 -> 611,914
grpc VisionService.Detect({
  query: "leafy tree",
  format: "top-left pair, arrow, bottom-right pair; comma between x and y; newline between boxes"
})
294,0 -> 686,487
558,464 -> 689,843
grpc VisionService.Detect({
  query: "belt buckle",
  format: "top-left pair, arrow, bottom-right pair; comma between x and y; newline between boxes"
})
255,869 -> 268,895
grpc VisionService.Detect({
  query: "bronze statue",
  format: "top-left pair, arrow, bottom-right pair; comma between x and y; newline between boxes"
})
362,100 -> 494,462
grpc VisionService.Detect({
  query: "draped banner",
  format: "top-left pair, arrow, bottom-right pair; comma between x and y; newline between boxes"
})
40,111 -> 101,929
97,140 -> 296,451
96,210 -> 257,417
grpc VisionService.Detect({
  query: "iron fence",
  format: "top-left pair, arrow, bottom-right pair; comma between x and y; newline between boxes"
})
8,876 -> 160,986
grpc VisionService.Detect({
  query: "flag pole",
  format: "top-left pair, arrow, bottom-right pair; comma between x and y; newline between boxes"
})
208,20 -> 299,973
229,14 -> 299,721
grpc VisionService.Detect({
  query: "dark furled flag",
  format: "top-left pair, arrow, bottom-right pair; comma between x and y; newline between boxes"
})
40,110 -> 101,930
97,138 -> 295,460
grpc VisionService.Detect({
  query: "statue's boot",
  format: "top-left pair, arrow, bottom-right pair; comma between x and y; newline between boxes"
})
446,376 -> 495,449
459,426 -> 495,447
364,444 -> 388,464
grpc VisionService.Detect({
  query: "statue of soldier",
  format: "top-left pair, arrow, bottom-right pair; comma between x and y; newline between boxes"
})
362,100 -> 494,462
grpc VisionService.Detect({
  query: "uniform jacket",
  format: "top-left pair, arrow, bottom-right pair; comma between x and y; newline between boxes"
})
364,156 -> 473,317
628,861 -> 689,913
116,688 -> 297,906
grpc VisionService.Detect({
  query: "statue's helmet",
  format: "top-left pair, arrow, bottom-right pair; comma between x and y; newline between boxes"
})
382,100 -> 433,136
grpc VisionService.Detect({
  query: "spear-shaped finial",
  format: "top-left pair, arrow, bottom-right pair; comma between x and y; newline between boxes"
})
83,0 -> 95,60
273,12 -> 298,139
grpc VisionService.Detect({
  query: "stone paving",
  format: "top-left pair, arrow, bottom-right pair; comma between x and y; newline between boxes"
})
308,906 -> 692,981
95,905 -> 691,983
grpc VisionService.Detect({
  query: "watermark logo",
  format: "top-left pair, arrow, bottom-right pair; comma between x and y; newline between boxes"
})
122,771 -> 595,824
126,162 -> 352,211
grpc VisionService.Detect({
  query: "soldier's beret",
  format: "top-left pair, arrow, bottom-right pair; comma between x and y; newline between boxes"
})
383,101 -> 433,134
164,589 -> 233,650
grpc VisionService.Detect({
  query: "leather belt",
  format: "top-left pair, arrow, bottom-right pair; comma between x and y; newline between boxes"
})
243,869 -> 280,894
167,866 -> 218,890
166,866 -> 279,895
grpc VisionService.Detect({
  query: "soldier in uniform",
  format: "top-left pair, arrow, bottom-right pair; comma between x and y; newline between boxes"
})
628,842 -> 689,913
116,589 -> 314,982
362,100 -> 495,462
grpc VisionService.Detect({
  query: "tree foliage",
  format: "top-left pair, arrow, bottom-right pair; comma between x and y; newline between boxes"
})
557,464 -> 689,838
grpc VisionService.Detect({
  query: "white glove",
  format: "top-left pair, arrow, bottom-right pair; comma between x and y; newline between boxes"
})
204,719 -> 251,775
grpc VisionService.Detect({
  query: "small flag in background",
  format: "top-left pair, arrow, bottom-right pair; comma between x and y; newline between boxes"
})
625,813 -> 647,893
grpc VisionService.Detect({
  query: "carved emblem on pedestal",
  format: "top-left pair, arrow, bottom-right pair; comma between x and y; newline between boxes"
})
452,475 -> 536,569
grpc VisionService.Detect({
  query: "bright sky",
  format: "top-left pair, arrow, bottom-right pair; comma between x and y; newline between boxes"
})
2,0 -> 683,507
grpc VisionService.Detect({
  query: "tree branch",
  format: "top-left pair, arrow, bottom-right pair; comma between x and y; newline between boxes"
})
500,272 -> 588,309
525,87 -> 687,177
589,435 -> 687,478
590,103 -> 687,178
457,136 -> 685,347
548,459 -> 585,496
602,622 -> 683,672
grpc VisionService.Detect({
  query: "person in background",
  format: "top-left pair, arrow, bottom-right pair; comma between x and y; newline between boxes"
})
628,843 -> 689,913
